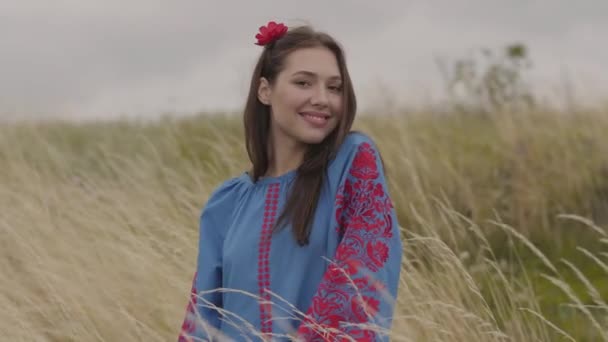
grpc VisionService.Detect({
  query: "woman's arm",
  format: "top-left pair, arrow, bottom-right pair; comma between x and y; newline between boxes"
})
297,139 -> 403,341
178,179 -> 240,341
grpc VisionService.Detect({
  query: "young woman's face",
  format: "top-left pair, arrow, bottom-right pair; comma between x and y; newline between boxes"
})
258,46 -> 344,147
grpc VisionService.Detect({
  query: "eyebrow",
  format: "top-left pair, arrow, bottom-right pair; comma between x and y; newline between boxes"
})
291,70 -> 342,81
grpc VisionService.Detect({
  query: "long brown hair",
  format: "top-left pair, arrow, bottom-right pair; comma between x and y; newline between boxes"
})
243,25 -> 357,246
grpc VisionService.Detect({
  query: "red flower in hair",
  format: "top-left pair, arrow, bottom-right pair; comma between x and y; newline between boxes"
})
255,21 -> 288,46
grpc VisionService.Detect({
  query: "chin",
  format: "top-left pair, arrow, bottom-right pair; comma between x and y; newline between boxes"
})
297,130 -> 333,145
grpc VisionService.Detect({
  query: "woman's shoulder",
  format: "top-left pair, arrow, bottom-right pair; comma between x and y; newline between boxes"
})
327,130 -> 382,178
333,130 -> 380,162
202,175 -> 248,213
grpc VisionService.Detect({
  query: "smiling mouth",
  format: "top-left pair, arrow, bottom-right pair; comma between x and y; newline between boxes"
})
299,112 -> 330,119
299,112 -> 331,126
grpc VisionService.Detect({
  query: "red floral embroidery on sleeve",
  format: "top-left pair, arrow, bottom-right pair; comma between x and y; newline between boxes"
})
178,272 -> 198,342
297,142 -> 395,341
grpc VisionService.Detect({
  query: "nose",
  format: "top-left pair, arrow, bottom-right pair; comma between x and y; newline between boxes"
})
310,84 -> 329,107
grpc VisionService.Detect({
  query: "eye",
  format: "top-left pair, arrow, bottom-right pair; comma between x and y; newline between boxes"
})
329,85 -> 343,92
295,80 -> 311,87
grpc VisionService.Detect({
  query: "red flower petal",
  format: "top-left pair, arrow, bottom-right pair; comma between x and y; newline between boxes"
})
254,21 -> 288,46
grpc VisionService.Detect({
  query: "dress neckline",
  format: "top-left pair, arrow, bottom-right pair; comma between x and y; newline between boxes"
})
241,169 -> 298,186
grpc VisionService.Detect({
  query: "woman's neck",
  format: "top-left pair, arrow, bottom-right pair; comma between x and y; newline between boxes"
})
265,134 -> 306,178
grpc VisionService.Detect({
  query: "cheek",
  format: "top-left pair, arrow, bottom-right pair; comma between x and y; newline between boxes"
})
277,88 -> 308,111
292,90 -> 314,108
331,96 -> 344,116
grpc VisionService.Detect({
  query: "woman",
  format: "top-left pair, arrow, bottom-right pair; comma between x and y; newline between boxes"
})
179,21 -> 403,341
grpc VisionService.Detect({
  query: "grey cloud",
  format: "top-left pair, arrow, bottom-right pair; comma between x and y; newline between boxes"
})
1,0 -> 607,119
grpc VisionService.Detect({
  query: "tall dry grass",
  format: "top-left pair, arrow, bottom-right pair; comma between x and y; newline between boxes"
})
1,109 -> 607,341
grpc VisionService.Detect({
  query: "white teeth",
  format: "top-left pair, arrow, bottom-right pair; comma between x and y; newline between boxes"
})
303,114 -> 327,122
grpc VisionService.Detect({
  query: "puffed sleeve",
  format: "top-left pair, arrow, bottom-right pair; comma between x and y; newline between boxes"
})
178,178 -> 241,342
297,134 -> 403,341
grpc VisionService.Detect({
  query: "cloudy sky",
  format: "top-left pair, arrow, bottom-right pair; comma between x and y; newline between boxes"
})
1,0 -> 606,120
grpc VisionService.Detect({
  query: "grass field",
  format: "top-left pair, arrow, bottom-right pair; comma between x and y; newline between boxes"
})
1,108 -> 607,341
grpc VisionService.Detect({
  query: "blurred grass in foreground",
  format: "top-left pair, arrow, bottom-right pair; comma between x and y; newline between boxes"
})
1,108 -> 607,341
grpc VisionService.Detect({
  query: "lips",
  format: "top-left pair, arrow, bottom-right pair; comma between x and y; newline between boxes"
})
299,111 -> 331,128
299,112 -> 330,119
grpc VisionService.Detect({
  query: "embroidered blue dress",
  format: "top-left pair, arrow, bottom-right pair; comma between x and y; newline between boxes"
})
179,132 -> 403,342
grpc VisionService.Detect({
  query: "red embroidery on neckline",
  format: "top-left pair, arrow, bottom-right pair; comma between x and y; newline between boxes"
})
258,183 -> 280,338
298,142 -> 395,341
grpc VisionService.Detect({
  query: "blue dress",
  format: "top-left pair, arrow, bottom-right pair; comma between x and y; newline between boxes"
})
178,132 -> 403,341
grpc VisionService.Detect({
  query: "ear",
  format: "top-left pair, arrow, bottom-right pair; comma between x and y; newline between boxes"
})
257,77 -> 272,105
